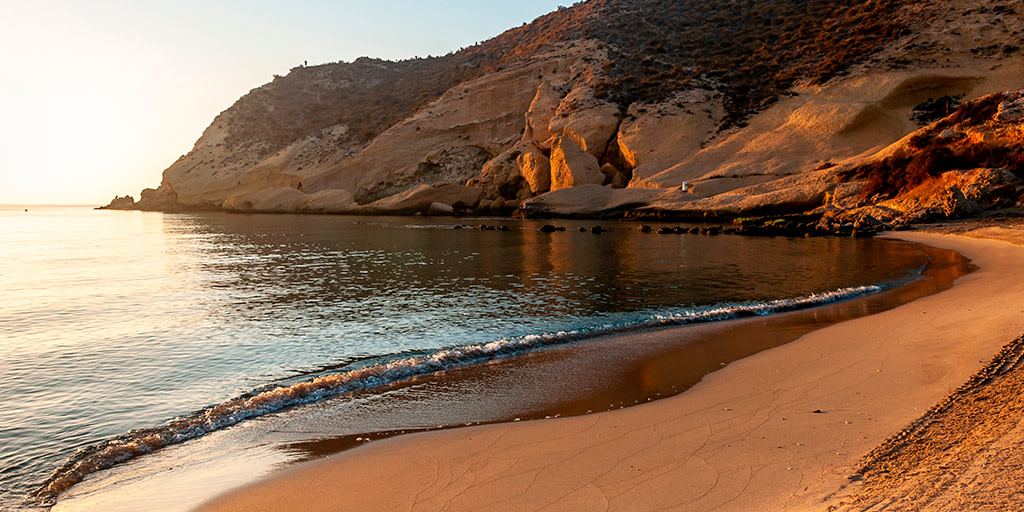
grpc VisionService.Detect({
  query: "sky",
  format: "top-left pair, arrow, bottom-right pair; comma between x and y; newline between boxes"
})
0,0 -> 565,205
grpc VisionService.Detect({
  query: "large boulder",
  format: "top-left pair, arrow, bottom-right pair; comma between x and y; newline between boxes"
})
996,94 -> 1024,122
519,185 -> 663,217
549,136 -> 605,191
547,87 -> 620,158
301,189 -> 359,213
631,169 -> 841,218
478,141 -> 536,202
427,202 -> 455,215
522,82 -> 563,149
363,182 -> 481,215
517,148 -> 552,194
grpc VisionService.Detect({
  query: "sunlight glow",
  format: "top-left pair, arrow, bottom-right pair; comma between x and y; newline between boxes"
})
0,0 -> 562,204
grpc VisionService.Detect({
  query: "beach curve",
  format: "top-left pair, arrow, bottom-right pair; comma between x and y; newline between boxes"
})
193,229 -> 1024,512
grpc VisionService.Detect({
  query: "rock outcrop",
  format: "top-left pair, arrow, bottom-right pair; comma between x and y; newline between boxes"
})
99,195 -> 135,210
522,83 -> 562,149
549,136 -> 604,191
362,182 -> 481,215
517,148 -> 552,194
547,87 -> 620,159
105,0 -> 1024,224
820,168 -> 1019,229
817,89 -> 1024,227
223,187 -> 307,212
301,190 -> 360,213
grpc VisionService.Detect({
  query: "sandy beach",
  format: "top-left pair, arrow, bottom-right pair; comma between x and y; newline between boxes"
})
197,228 -> 1024,511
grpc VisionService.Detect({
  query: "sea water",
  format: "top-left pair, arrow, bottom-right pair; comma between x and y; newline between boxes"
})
0,205 -> 930,510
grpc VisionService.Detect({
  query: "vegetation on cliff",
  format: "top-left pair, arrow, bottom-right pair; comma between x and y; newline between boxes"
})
112,0 -> 1024,226
221,0 -> 909,161
582,0 -> 908,126
847,91 -> 1024,200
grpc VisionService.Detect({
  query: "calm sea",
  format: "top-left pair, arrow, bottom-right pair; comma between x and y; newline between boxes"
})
0,205 -> 930,511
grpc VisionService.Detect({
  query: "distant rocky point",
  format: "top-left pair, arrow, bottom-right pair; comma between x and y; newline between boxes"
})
103,0 -> 1024,229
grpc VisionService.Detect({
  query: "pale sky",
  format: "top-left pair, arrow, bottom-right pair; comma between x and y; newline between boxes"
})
0,0 -> 563,205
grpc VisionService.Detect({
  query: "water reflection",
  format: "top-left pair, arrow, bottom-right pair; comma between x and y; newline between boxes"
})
27,210 -> 940,512
270,240 -> 971,464
171,215 -> 932,360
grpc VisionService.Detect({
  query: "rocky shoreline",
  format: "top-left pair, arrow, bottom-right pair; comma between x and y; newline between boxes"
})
101,0 -> 1024,233
102,88 -> 1024,238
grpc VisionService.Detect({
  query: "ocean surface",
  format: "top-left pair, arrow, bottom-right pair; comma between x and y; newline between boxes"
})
0,205 -> 932,511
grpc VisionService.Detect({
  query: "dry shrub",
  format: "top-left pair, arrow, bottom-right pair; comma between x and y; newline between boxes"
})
851,141 -> 1024,199
220,0 -> 911,157
935,92 -> 1007,130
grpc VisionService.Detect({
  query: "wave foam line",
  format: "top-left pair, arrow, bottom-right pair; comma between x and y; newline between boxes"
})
33,284 -> 880,503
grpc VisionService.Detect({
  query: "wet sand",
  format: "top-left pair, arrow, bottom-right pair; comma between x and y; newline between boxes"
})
195,230 -> 1024,511
51,238 -> 946,512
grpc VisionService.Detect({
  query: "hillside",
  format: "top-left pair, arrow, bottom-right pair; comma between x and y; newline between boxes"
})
105,0 -> 1024,226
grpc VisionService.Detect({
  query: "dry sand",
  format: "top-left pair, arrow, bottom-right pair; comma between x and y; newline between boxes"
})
197,228 -> 1024,512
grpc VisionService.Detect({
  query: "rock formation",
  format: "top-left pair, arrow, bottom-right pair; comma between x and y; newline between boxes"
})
104,0 -> 1024,226
819,89 -> 1024,228
549,136 -> 604,191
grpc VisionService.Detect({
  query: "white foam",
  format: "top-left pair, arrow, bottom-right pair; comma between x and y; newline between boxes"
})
35,284 -> 881,502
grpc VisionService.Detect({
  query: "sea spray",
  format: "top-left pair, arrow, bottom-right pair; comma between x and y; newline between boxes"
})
32,284 -> 881,503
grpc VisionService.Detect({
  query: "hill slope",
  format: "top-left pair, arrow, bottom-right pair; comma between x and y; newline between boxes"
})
107,0 -> 1024,224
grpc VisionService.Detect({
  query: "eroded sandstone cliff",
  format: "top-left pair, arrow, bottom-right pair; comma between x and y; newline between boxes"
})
105,0 -> 1024,225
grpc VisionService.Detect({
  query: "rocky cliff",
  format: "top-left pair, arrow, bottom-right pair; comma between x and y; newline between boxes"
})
106,0 -> 1024,225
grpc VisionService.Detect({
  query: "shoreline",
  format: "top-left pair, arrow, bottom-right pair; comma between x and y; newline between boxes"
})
193,229 -> 1024,511
47,236 -> 948,512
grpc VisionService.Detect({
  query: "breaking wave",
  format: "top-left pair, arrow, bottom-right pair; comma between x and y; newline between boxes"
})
33,284 -> 881,503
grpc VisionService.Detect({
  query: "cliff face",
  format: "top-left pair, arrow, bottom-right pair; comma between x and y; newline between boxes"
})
109,0 -> 1024,222
817,89 -> 1024,228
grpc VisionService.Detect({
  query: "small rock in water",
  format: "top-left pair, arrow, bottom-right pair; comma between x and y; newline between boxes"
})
591,226 -> 603,234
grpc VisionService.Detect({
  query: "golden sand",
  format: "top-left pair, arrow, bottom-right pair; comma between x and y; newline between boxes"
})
197,229 -> 1024,511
